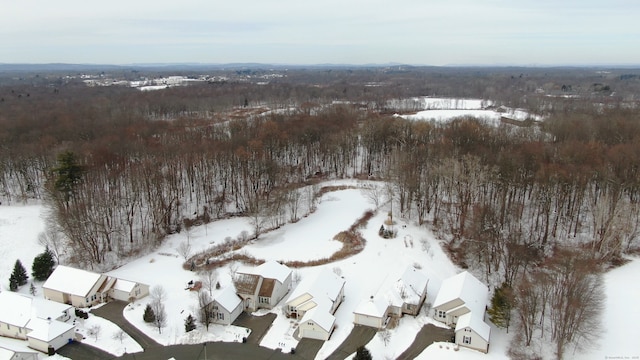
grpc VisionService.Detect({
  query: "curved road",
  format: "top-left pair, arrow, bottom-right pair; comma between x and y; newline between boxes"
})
58,300 -> 305,360
91,301 -> 160,349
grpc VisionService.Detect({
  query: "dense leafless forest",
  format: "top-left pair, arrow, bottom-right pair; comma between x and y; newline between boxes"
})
1,65 -> 640,358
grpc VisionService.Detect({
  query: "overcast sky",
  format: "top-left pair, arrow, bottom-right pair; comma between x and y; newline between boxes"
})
2,0 -> 639,66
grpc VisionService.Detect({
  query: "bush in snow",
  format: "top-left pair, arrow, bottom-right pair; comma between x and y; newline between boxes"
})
185,314 -> 196,332
143,304 -> 156,323
354,346 -> 372,360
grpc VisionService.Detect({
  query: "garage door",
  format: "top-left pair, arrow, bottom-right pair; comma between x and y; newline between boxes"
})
354,313 -> 381,329
300,327 -> 328,341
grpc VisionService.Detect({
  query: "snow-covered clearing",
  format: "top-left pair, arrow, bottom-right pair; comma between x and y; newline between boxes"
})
0,204 -> 46,291
241,188 -> 371,262
585,257 -> 640,360
391,96 -> 542,126
0,181 -> 637,359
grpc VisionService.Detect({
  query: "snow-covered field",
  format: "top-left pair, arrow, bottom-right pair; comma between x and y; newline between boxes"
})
0,204 -> 46,290
0,180 -> 638,359
392,97 -> 542,125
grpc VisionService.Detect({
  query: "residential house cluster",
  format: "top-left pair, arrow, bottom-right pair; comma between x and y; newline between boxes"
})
214,261 -> 348,341
0,291 -> 76,354
0,265 -> 150,354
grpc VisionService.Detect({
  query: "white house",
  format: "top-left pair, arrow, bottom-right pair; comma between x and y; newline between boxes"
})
298,300 -> 336,341
42,266 -> 149,307
109,278 -> 150,302
433,271 -> 490,353
0,291 -> 32,340
353,295 -> 390,329
235,261 -> 291,312
455,312 -> 491,353
392,266 -> 429,316
0,292 -> 76,354
207,287 -> 243,326
42,265 -> 110,307
285,270 -> 345,340
353,265 -> 428,329
285,269 -> 345,319
25,317 -> 76,353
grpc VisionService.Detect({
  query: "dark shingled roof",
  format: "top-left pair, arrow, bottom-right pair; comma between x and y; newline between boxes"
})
235,273 -> 260,295
258,278 -> 276,297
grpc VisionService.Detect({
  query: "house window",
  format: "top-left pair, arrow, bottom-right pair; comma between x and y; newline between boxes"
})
307,322 -> 314,326
463,336 -> 472,344
437,310 -> 445,318
217,313 -> 224,320
213,305 -> 218,310
259,296 -> 269,304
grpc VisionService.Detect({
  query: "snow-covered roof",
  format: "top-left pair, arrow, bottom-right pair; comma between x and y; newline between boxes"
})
300,300 -> 335,333
395,266 -> 429,305
455,312 -> 491,342
33,297 -> 73,320
433,271 -> 488,315
0,291 -> 32,327
26,317 -> 75,342
0,345 -> 37,358
0,347 -> 15,358
42,265 -> 105,297
238,261 -> 291,284
214,287 -> 242,313
113,278 -> 137,293
251,261 -> 291,283
287,269 -> 345,308
354,295 -> 389,318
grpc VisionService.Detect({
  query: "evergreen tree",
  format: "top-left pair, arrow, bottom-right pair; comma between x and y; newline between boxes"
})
52,150 -> 83,206
184,314 -> 196,332
488,282 -> 513,332
143,304 -> 156,323
32,246 -> 56,281
354,346 -> 372,360
10,260 -> 28,287
29,282 -> 37,296
9,277 -> 18,292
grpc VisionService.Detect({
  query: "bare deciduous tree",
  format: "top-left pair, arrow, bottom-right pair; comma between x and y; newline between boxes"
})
177,241 -> 192,261
199,268 -> 217,297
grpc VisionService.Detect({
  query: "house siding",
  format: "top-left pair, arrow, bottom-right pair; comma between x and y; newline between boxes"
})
44,277 -> 107,308
111,283 -> 150,302
455,328 -> 488,353
0,322 -> 28,340
27,327 -> 75,353
209,300 -> 242,326
269,274 -> 291,309
353,313 -> 385,329
331,285 -> 345,314
42,289 -> 66,306
299,321 -> 331,341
